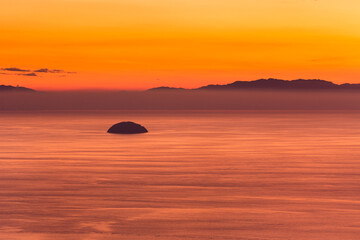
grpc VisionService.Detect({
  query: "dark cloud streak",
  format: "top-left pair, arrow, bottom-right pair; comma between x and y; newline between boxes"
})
34,68 -> 76,74
34,68 -> 51,73
1,67 -> 76,78
1,67 -> 30,72
18,73 -> 38,77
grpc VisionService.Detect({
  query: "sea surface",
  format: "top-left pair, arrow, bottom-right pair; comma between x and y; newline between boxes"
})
1,110 -> 360,240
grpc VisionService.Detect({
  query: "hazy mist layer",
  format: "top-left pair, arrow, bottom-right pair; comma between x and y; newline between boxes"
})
1,90 -> 360,110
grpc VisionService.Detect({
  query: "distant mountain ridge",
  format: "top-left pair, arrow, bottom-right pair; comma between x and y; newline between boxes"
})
147,86 -> 186,91
148,78 -> 360,91
0,84 -> 35,92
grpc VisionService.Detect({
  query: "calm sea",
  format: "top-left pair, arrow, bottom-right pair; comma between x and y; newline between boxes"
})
1,110 -> 360,240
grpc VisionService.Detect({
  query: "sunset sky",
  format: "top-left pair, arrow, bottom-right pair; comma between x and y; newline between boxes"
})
0,0 -> 359,90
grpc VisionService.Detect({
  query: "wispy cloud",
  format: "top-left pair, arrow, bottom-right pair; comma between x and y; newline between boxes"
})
0,67 -> 77,77
309,57 -> 348,62
1,67 -> 30,72
18,73 -> 38,77
34,68 -> 76,74
34,68 -> 53,73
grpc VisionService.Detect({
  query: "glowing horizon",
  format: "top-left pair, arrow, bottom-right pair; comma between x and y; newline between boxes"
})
1,0 -> 360,90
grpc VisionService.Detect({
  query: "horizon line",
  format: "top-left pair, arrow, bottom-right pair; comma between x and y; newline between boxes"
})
4,78 -> 360,92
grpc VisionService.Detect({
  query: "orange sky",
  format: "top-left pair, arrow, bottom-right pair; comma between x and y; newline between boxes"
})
0,0 -> 359,90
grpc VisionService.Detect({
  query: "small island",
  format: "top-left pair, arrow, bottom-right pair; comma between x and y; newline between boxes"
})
107,121 -> 148,134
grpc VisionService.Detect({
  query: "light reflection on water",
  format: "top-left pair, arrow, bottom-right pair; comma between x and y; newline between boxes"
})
1,110 -> 360,240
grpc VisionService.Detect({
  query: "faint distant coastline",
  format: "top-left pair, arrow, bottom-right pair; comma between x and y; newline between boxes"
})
0,84 -> 35,92
148,78 -> 360,91
4,79 -> 360,110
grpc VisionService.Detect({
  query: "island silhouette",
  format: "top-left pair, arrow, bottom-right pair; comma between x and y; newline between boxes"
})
148,78 -> 360,91
0,85 -> 35,92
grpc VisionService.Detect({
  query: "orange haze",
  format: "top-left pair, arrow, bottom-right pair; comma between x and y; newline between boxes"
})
0,0 -> 360,90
